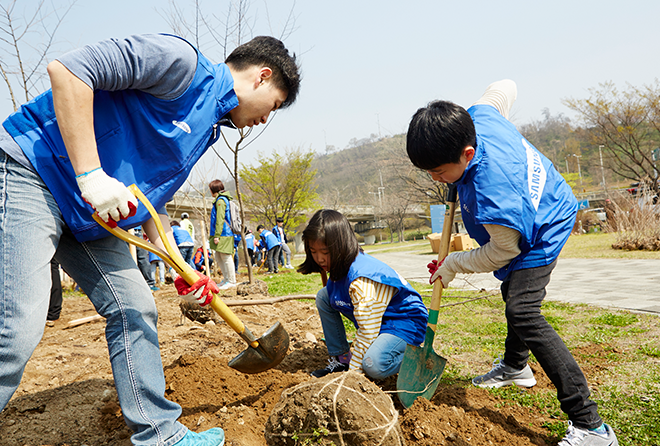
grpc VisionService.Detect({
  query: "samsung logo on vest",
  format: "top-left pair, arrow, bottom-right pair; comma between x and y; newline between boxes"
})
335,300 -> 350,307
172,120 -> 191,134
523,138 -> 546,211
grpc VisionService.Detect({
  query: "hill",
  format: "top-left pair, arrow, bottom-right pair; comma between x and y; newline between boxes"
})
312,133 -> 409,205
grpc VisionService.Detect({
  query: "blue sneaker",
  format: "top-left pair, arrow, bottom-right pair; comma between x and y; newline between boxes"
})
174,428 -> 225,446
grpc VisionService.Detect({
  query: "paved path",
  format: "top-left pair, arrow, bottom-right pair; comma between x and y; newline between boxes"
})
368,250 -> 660,314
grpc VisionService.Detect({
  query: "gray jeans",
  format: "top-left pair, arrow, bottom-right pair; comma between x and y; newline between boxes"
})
501,260 -> 602,430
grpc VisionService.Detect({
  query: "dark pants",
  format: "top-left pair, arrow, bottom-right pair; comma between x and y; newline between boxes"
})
136,246 -> 155,287
501,260 -> 602,429
266,246 -> 281,273
178,245 -> 195,269
47,259 -> 62,321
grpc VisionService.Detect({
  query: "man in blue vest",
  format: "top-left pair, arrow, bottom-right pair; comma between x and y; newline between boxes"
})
406,80 -> 617,446
0,34 -> 300,446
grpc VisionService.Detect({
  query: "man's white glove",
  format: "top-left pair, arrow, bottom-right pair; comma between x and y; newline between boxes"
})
76,168 -> 137,227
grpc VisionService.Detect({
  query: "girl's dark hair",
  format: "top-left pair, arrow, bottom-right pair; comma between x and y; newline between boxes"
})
297,209 -> 362,281
406,100 -> 476,170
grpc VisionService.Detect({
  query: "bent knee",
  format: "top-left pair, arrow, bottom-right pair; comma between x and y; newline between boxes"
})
362,354 -> 398,380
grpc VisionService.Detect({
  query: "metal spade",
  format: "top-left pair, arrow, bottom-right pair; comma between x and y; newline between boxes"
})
397,183 -> 457,408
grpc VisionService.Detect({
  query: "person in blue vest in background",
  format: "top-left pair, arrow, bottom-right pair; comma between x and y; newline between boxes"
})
406,80 -> 617,446
256,224 -> 280,274
244,229 -> 256,267
209,179 -> 238,290
171,220 -> 195,269
273,217 -> 294,269
0,33 -> 300,446
297,209 -> 428,379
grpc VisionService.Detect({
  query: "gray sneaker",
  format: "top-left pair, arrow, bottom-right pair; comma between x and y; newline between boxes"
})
558,422 -> 618,446
472,357 -> 537,388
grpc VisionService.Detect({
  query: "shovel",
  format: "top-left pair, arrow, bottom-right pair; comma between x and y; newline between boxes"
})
93,185 -> 290,374
397,183 -> 457,408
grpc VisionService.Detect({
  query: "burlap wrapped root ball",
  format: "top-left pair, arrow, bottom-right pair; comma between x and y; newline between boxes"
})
264,371 -> 405,446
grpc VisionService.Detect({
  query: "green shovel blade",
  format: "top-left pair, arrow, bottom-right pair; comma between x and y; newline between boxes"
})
396,325 -> 447,408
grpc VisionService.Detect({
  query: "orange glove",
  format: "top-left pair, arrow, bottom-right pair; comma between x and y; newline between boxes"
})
174,271 -> 219,307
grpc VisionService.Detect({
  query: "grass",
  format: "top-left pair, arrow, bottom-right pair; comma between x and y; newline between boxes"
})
361,230 -> 660,259
560,232 -> 660,259
259,251 -> 660,445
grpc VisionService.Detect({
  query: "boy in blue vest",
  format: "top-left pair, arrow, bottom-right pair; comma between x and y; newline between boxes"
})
0,33 -> 300,446
256,224 -> 281,274
406,80 -> 617,446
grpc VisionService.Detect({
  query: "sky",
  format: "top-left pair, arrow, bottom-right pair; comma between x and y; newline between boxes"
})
3,0 -> 660,179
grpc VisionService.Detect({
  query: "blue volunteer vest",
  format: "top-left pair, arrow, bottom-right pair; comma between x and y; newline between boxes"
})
458,105 -> 577,280
209,195 -> 233,237
2,35 -> 238,242
172,226 -> 194,245
325,252 -> 428,346
259,229 -> 279,250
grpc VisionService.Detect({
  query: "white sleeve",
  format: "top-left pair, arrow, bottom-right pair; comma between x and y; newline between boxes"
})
471,79 -> 518,119
442,224 -> 521,274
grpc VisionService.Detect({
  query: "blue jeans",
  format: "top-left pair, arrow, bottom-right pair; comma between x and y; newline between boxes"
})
0,152 -> 187,445
316,287 -> 407,379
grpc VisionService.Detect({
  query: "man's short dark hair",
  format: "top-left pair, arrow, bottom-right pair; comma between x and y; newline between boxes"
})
406,100 -> 476,170
276,217 -> 284,223
225,36 -> 301,109
297,209 -> 362,281
256,224 -> 265,231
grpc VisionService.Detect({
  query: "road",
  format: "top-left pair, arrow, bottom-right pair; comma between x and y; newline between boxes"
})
368,249 -> 660,314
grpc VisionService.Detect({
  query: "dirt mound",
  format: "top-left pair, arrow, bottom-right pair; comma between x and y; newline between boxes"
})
265,371 -> 404,445
0,283 -> 562,446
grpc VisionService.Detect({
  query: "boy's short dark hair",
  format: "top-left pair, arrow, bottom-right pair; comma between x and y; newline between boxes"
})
171,220 -> 180,226
256,224 -> 265,231
276,217 -> 284,223
225,36 -> 301,109
297,209 -> 362,281
406,100 -> 477,170
209,179 -> 224,194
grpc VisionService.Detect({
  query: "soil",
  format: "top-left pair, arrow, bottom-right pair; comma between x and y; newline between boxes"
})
0,272 -> 565,446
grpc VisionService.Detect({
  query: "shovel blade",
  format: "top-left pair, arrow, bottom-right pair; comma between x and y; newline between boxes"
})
228,321 -> 290,374
396,339 -> 447,408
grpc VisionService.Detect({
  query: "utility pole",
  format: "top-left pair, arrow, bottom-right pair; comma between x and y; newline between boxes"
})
565,157 -> 570,174
572,154 -> 582,187
598,145 -> 606,189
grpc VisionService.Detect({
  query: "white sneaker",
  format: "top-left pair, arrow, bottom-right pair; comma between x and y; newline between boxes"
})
285,264 -> 294,269
472,357 -> 537,388
218,281 -> 236,290
557,421 -> 618,446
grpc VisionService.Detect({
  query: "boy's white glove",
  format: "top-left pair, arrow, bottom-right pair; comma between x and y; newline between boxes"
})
76,168 -> 138,227
428,259 -> 456,288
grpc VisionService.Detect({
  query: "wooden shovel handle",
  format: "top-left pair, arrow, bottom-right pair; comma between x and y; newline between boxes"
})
428,184 -> 457,330
92,185 -> 253,344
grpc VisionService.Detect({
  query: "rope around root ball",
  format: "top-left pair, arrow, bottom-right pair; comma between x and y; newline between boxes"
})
269,373 -> 404,446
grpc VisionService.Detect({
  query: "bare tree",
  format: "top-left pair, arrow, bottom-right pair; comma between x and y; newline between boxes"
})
162,0 -> 299,283
0,0 -> 76,111
564,81 -> 660,195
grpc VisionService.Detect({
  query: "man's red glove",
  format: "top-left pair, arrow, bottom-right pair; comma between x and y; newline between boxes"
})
174,271 -> 219,307
427,259 -> 444,285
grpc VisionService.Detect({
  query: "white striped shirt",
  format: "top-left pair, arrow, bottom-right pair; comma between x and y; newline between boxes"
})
347,277 -> 396,371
